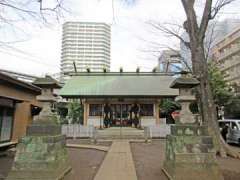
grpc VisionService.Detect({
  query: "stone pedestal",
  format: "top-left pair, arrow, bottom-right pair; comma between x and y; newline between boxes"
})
163,125 -> 223,180
7,76 -> 71,180
6,135 -> 71,180
163,73 -> 223,180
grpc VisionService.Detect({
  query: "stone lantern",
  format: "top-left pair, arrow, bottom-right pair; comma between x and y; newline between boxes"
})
162,72 -> 223,180
7,76 -> 71,180
27,75 -> 62,134
171,72 -> 199,124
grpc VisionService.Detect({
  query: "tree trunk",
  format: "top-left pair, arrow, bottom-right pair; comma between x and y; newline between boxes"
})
180,0 -> 240,158
191,44 -> 240,158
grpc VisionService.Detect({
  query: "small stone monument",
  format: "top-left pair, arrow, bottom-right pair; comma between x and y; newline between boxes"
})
162,72 -> 223,180
7,76 -> 71,180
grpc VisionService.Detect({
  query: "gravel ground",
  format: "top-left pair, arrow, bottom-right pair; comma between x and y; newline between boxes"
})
0,146 -> 106,180
64,148 -> 106,180
0,152 -> 14,180
131,140 -> 240,180
1,140 -> 240,180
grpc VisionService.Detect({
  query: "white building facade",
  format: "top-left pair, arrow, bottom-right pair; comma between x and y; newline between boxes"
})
60,22 -> 111,82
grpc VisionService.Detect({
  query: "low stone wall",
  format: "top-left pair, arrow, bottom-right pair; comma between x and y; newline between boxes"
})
144,124 -> 171,139
61,124 -> 96,139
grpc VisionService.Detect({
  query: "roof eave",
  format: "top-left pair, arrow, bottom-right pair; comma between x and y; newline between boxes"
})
60,94 -> 178,99
0,72 -> 41,94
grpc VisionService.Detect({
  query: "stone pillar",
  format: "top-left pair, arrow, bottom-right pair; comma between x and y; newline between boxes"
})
83,101 -> 88,126
162,73 -> 223,180
7,76 -> 71,180
155,100 -> 160,125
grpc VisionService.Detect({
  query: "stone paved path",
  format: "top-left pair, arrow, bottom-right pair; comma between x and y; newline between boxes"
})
94,140 -> 138,180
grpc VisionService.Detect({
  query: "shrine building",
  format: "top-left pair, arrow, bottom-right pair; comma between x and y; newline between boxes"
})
60,72 -> 179,127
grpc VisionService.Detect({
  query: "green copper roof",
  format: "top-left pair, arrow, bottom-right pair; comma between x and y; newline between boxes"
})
60,73 -> 179,98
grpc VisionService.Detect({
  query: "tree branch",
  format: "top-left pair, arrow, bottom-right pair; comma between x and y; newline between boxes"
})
0,0 -> 67,24
181,0 -> 199,43
0,2 -> 38,15
211,0 -> 236,19
148,21 -> 190,48
199,0 -> 212,41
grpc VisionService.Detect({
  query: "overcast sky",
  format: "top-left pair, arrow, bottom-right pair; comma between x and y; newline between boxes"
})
0,0 -> 239,76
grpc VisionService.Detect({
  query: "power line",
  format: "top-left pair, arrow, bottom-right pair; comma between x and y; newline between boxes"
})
0,44 -> 59,68
0,48 -> 58,69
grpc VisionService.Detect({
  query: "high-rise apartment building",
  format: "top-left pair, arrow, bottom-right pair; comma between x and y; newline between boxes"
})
60,22 -> 111,82
212,26 -> 240,94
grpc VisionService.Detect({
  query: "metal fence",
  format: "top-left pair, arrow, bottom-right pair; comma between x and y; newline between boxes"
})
61,124 -> 97,139
144,124 -> 171,140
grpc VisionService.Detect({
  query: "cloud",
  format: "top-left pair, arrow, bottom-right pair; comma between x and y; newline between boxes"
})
0,0 -> 239,75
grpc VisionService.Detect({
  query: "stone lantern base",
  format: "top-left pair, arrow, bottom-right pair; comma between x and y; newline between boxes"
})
163,125 -> 224,180
6,124 -> 71,180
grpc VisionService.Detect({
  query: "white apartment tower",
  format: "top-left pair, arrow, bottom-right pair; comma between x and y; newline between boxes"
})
60,22 -> 111,82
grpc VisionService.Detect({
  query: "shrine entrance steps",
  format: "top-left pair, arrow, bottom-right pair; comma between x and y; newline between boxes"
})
96,127 -> 144,140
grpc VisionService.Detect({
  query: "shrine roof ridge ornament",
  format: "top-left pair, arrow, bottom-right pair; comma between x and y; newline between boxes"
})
65,71 -> 178,76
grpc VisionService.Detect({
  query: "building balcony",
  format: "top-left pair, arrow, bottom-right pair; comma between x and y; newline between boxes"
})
215,29 -> 240,49
217,43 -> 240,61
222,59 -> 240,71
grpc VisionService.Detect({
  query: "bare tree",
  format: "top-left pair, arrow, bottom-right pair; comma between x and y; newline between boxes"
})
0,0 -> 67,45
181,0 -> 239,158
147,19 -> 218,69
141,0 -> 239,158
0,0 -> 66,23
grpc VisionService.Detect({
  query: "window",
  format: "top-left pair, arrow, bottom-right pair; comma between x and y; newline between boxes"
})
0,106 -> 14,142
231,122 -> 239,130
89,104 -> 102,116
140,104 -> 154,116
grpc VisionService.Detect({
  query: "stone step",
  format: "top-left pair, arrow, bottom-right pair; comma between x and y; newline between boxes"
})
97,135 -> 145,140
96,127 -> 145,140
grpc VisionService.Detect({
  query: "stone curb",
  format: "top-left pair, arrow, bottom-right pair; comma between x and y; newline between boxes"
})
66,144 -> 109,152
